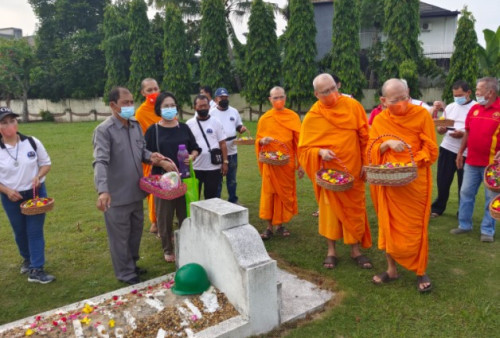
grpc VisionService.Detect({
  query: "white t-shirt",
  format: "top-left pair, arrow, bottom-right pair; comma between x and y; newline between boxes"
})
0,136 -> 51,191
186,116 -> 226,171
411,98 -> 432,113
440,100 -> 476,155
210,106 -> 243,156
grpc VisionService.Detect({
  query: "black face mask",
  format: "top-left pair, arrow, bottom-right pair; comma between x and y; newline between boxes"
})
218,99 -> 229,109
197,109 -> 209,118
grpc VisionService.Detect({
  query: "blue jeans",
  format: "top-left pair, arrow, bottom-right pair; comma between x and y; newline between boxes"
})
1,183 -> 47,269
458,164 -> 496,236
217,153 -> 238,203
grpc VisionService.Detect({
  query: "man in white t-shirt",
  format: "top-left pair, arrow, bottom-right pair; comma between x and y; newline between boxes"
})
187,95 -> 228,200
210,88 -> 247,204
431,80 -> 476,218
200,86 -> 216,109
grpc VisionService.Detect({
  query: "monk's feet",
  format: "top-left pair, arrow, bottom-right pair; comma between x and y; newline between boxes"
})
372,271 -> 399,285
323,256 -> 338,269
149,223 -> 158,234
312,210 -> 319,217
417,274 -> 432,293
260,228 -> 273,240
351,254 -> 373,269
276,226 -> 290,237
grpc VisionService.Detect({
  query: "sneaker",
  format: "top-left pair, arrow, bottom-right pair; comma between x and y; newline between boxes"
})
123,276 -> 140,285
28,268 -> 55,284
450,228 -> 471,235
480,235 -> 494,242
20,260 -> 30,274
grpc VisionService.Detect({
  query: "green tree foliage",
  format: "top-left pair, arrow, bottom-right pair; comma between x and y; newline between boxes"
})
0,39 -> 35,120
478,27 -> 500,78
359,0 -> 385,88
399,59 -> 419,97
282,0 -> 317,112
162,4 -> 192,113
151,13 -> 166,86
28,0 -> 107,101
443,7 -> 478,103
128,0 -> 156,101
331,0 -> 366,100
382,0 -> 423,97
243,0 -> 281,114
199,0 -> 231,90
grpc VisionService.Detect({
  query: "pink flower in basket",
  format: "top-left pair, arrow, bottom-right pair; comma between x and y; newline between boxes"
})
159,172 -> 181,190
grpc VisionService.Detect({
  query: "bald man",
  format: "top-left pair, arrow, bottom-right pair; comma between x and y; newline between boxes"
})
369,78 -> 437,293
298,73 -> 372,270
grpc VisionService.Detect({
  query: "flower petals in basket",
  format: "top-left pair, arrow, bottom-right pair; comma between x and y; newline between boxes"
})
233,131 -> 255,145
364,134 -> 418,186
258,139 -> 290,166
489,195 -> 500,220
20,197 -> 55,215
140,175 -> 187,200
433,118 -> 454,127
315,159 -> 353,192
484,162 -> 500,193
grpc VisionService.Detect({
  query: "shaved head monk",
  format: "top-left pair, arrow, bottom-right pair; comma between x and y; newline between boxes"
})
298,73 -> 373,270
135,78 -> 161,234
256,86 -> 304,239
369,78 -> 438,293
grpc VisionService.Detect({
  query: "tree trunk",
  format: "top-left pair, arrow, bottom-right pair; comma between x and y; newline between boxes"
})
259,103 -> 262,117
22,88 -> 29,122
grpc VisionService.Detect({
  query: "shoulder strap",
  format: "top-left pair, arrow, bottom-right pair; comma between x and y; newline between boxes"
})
0,133 -> 37,151
196,118 -> 212,151
28,137 -> 37,152
155,123 -> 160,153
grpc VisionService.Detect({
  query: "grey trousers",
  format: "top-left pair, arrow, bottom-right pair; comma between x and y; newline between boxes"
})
104,200 -> 144,281
154,195 -> 186,255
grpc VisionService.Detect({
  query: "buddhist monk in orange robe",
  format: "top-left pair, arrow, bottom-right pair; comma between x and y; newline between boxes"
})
135,78 -> 161,234
298,73 -> 372,269
369,78 -> 438,293
256,87 -> 304,239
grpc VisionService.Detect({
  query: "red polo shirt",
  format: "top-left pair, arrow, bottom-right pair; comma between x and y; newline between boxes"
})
465,97 -> 500,166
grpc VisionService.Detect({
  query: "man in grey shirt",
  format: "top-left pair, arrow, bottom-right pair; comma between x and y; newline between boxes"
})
93,86 -> 168,285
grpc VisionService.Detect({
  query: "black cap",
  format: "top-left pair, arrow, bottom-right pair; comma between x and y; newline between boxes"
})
0,107 -> 19,121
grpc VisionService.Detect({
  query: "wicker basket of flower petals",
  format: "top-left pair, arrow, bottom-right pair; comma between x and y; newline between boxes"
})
20,187 -> 55,215
316,158 -> 354,192
489,195 -> 500,220
140,158 -> 187,200
364,134 -> 418,186
433,116 -> 454,127
484,161 -> 500,193
259,139 -> 290,166
233,130 -> 255,145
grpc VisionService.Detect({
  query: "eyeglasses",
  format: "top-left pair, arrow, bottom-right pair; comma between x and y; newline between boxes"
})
386,96 -> 410,105
318,85 -> 337,96
0,118 -> 18,128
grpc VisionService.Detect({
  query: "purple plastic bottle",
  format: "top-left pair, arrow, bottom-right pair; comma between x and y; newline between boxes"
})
177,144 -> 190,178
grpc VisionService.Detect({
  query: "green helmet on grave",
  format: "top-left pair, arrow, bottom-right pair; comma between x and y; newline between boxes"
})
171,263 -> 211,295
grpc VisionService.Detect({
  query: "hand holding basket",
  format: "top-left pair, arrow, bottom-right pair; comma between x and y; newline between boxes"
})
140,158 -> 187,200
258,139 -> 290,166
316,158 -> 354,192
20,186 -> 55,215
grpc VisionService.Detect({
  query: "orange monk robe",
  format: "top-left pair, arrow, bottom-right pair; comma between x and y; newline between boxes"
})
298,97 -> 371,248
368,104 -> 438,275
255,108 -> 301,225
135,97 -> 161,224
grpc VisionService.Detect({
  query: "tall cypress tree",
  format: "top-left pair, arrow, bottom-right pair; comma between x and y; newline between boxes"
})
163,3 -> 192,114
199,0 -> 231,90
331,0 -> 366,100
102,1 -> 131,101
128,0 -> 156,101
151,13 -> 165,84
243,0 -> 281,114
282,0 -> 317,112
443,7 -> 478,103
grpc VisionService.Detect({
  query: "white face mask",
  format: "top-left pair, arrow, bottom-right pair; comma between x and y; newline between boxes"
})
476,96 -> 488,105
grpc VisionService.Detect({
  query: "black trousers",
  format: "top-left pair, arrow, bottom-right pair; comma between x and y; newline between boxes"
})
194,169 -> 222,200
431,147 -> 465,215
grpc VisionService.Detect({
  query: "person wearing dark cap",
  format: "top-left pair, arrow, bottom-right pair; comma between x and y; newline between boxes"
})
210,87 -> 247,204
0,107 -> 55,284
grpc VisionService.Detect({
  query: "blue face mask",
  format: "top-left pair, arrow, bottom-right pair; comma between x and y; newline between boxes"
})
119,106 -> 135,120
454,96 -> 467,105
161,107 -> 177,120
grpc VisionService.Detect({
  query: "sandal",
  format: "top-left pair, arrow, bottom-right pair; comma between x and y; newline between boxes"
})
164,254 -> 175,263
312,210 -> 319,217
417,274 -> 433,293
323,255 -> 338,269
276,226 -> 290,237
352,254 -> 373,269
149,223 -> 158,234
372,271 -> 400,285
260,228 -> 273,240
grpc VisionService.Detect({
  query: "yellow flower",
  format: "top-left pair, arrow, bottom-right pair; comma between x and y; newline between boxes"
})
109,319 -> 115,328
81,316 -> 91,325
276,151 -> 283,156
492,200 -> 500,208
25,329 -> 34,336
439,116 -> 445,120
82,304 -> 94,314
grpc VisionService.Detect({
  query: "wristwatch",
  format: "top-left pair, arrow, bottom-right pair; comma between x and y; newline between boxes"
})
223,160 -> 229,164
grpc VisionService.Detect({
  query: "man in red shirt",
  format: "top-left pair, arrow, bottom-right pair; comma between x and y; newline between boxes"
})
451,77 -> 500,242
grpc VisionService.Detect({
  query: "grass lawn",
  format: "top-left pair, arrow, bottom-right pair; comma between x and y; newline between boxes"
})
0,120 -> 498,337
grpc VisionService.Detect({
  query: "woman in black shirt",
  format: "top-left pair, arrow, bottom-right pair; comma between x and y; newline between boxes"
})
145,92 -> 200,263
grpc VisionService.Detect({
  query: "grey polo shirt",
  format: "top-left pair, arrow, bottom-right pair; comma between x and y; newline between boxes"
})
93,115 -> 152,207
